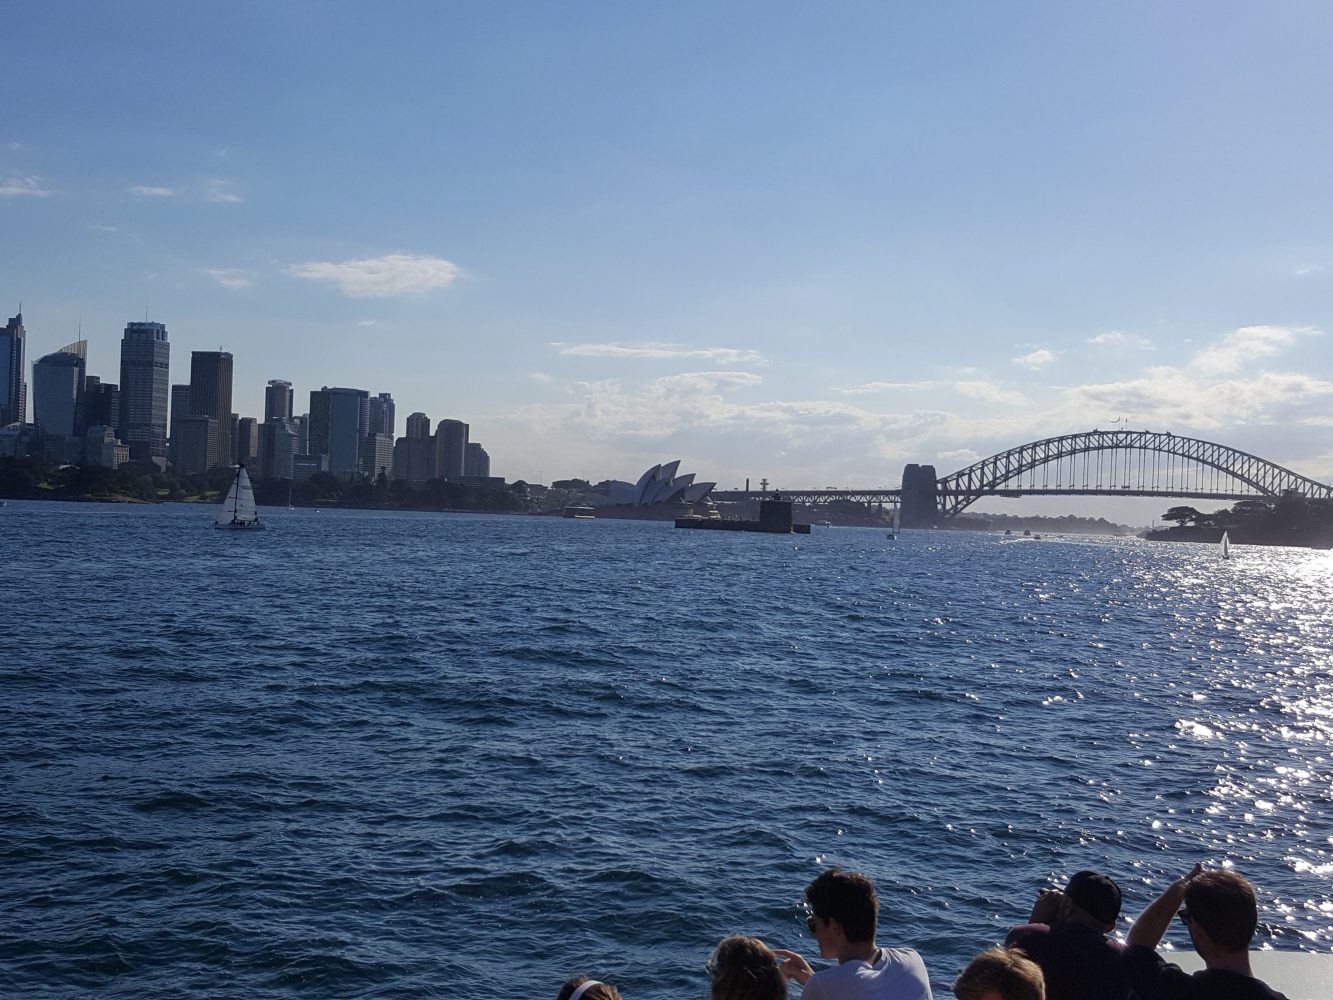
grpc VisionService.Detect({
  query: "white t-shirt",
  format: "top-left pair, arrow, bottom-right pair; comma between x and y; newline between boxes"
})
801,947 -> 933,1000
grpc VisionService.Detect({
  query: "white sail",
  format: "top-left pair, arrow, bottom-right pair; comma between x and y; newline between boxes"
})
215,466 -> 261,527
892,505 -> 901,532
1221,529 -> 1230,559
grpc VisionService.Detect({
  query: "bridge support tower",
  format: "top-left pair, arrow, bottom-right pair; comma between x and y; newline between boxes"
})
900,463 -> 939,528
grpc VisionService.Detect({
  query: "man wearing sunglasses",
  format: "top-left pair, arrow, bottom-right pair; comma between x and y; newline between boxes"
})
1124,863 -> 1289,999
772,867 -> 932,999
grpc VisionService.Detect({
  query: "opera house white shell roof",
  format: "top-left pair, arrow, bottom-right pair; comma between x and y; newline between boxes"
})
586,461 -> 716,507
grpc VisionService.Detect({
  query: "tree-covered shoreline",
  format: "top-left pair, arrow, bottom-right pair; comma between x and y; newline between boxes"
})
0,456 -> 527,514
1144,494 -> 1333,549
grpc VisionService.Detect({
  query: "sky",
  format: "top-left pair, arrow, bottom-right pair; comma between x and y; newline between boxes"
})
5,2 -> 1332,522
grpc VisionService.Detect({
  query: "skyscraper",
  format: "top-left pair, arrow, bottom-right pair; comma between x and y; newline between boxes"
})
309,386 -> 369,478
405,411 -> 431,439
264,379 -> 294,423
31,340 -> 87,437
434,418 -> 468,480
83,376 -> 119,431
368,392 -> 395,438
1,313 -> 26,426
188,351 -> 234,468
464,442 -> 491,478
169,383 -> 190,466
118,321 -> 170,465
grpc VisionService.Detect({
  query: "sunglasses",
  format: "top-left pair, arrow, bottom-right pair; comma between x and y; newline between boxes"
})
806,914 -> 823,933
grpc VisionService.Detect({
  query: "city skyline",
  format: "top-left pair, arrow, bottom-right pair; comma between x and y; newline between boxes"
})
5,3 -> 1333,522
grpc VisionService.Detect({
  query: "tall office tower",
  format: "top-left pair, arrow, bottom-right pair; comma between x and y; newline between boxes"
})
264,379 -> 293,423
118,320 -> 170,464
464,442 -> 491,478
361,433 -> 394,480
31,340 -> 87,437
434,418 -> 469,480
1,313 -> 27,426
236,416 -> 258,466
228,413 -> 239,463
84,377 -> 120,431
188,351 -> 234,468
405,411 -> 430,439
368,392 -> 395,438
257,418 -> 299,479
295,413 -> 310,454
309,386 -> 369,478
173,416 -> 219,474
169,383 -> 190,465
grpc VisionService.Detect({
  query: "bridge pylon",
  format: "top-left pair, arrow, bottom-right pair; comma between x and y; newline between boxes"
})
900,463 -> 939,528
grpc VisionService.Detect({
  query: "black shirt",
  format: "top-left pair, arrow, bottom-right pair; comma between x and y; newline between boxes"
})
1122,944 -> 1291,1000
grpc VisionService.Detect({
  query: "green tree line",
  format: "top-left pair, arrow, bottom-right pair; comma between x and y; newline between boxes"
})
0,456 -> 526,514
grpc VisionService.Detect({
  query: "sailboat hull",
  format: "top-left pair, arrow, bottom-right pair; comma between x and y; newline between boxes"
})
214,520 -> 266,530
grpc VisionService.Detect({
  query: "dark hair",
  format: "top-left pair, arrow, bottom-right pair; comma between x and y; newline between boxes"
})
1064,870 -> 1122,925
556,976 -> 622,1000
953,947 -> 1045,1000
1184,870 -> 1257,952
804,867 -> 878,943
707,936 -> 785,1000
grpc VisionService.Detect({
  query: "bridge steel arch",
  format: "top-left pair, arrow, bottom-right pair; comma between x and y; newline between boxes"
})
936,430 -> 1333,518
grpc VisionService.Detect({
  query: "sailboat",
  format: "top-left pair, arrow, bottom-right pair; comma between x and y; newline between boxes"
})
214,465 -> 264,530
1220,529 -> 1230,560
888,504 -> 900,539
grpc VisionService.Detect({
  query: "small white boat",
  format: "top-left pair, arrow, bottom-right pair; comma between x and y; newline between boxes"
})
1221,530 -> 1231,559
214,465 -> 264,530
887,504 -> 900,539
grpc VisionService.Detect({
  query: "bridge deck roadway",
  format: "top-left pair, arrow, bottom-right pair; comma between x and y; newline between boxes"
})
711,488 -> 1262,504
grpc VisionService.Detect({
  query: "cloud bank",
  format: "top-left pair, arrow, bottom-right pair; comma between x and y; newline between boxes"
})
554,342 -> 763,363
288,253 -> 461,298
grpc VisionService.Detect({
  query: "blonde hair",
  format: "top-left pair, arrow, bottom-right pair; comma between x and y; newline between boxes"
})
953,947 -> 1044,1000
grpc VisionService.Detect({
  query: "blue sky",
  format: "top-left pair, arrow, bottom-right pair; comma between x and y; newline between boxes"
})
5,2 -> 1332,518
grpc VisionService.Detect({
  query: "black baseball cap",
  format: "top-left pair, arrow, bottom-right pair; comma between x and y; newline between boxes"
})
1064,870 -> 1122,924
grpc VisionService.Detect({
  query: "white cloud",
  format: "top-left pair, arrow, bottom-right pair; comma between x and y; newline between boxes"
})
129,185 -> 175,197
6,142 -> 28,151
834,380 -> 933,394
554,342 -> 763,364
1188,324 -> 1316,376
200,267 -> 255,290
89,224 -> 119,232
1,175 -> 53,198
205,178 -> 242,204
288,253 -> 461,298
530,372 -> 554,384
1013,348 -> 1056,370
953,380 -> 1029,406
1087,331 -> 1153,350
937,448 -> 981,466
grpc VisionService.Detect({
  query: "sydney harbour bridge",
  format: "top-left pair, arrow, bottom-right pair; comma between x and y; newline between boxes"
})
709,429 -> 1333,528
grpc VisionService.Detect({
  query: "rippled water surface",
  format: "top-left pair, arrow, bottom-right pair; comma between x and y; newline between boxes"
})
2,502 -> 1331,998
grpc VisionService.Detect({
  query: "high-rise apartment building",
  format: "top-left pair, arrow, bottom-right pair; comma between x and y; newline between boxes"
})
368,392 -> 395,438
188,351 -> 233,468
236,416 -> 258,466
1,313 -> 27,426
405,411 -> 431,439
32,340 -> 87,437
264,379 -> 294,423
118,321 -> 170,465
309,386 -> 369,478
434,418 -> 469,480
169,383 -> 190,466
257,418 -> 299,479
83,376 -> 120,431
464,442 -> 491,478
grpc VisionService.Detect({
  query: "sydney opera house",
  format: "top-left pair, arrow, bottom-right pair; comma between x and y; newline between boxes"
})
585,460 -> 715,509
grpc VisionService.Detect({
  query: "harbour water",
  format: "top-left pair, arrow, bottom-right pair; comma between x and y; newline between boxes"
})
2,502 -> 1331,999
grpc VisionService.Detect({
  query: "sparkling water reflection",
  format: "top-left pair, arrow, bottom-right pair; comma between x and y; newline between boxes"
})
1,503 -> 1329,998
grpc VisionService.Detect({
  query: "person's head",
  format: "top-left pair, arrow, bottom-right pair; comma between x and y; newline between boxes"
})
706,936 -> 785,1000
1062,870 -> 1122,932
556,976 -> 622,1000
1181,870 -> 1258,955
804,867 -> 878,947
953,947 -> 1045,1000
